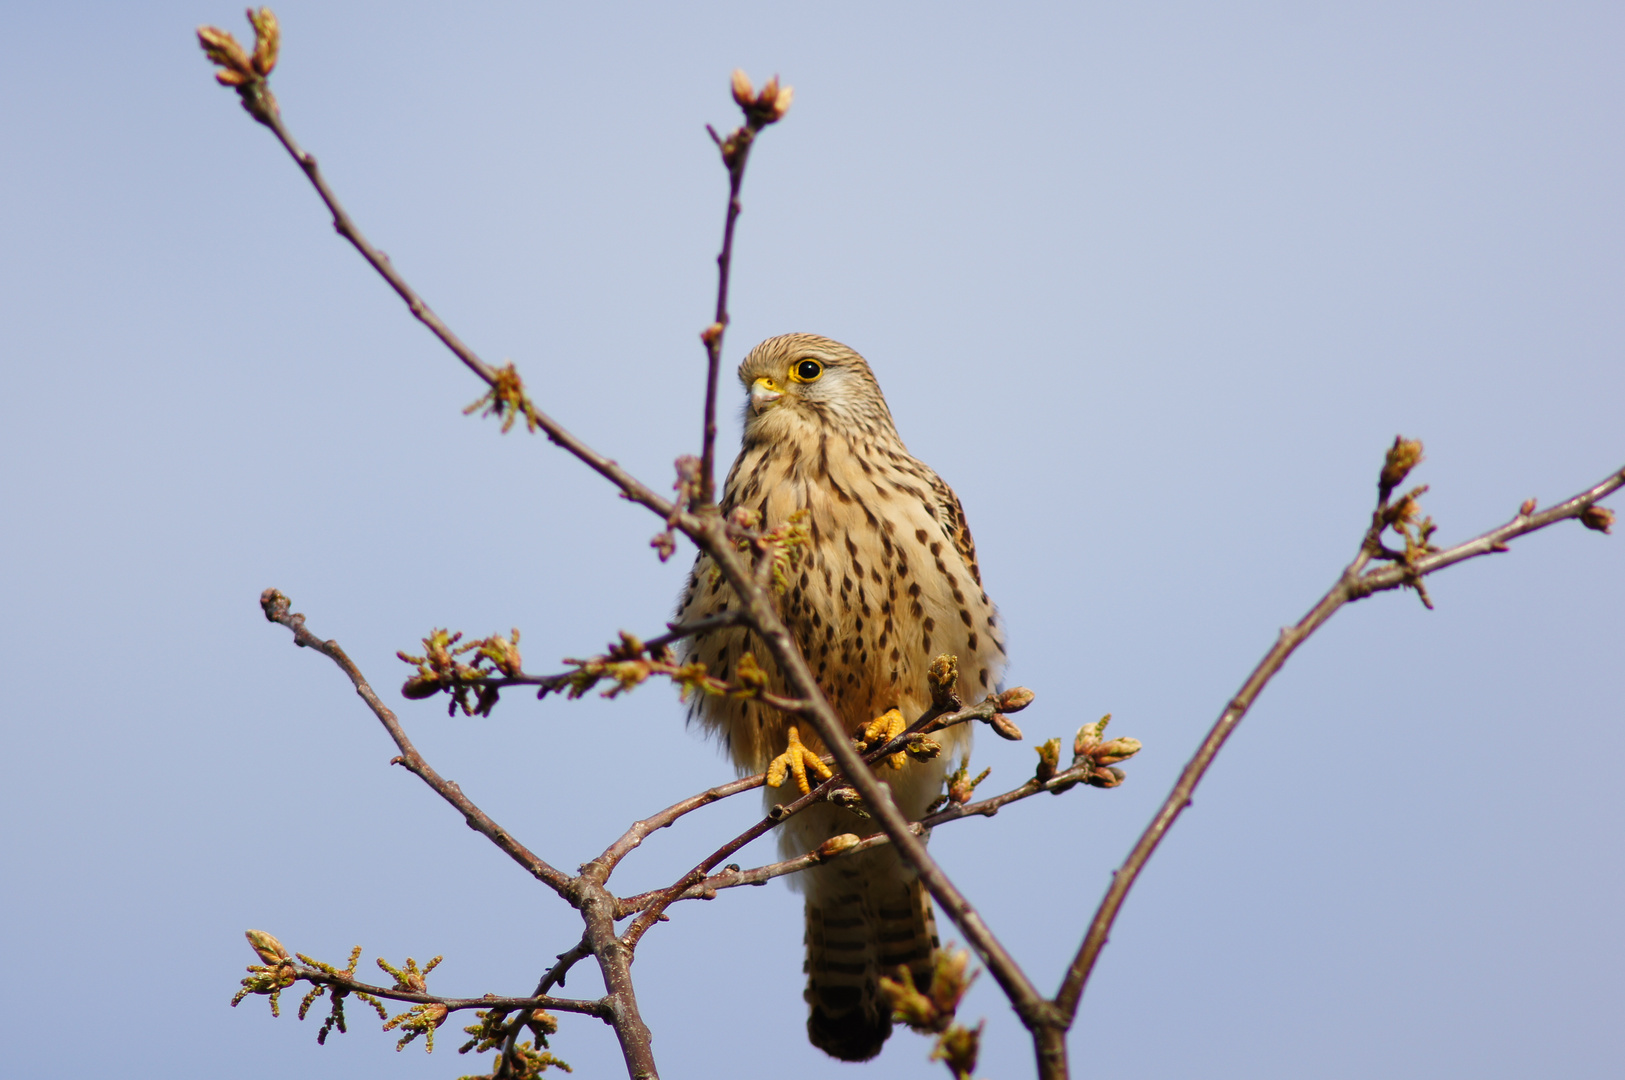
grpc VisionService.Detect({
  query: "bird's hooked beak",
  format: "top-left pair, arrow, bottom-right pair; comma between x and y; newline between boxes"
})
749,376 -> 784,414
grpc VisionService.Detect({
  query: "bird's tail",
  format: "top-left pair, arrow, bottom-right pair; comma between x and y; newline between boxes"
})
803,845 -> 940,1061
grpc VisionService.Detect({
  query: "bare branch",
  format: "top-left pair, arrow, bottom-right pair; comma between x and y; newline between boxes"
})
258,589 -> 574,897
615,756 -> 1109,914
697,73 -> 794,506
219,71 -> 682,526
1052,462 -> 1625,1024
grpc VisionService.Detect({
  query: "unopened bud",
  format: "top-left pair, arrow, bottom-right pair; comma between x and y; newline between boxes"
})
401,675 -> 442,699
197,26 -> 255,85
248,7 -> 280,77
730,69 -> 754,107
1091,737 -> 1142,766
905,735 -> 942,761
816,833 -> 862,859
988,713 -> 1023,741
879,968 -> 937,1031
927,654 -> 959,705
1086,765 -> 1126,788
826,786 -> 869,816
700,321 -> 725,347
931,1020 -> 984,1075
1580,505 -> 1615,534
927,948 -> 976,1017
996,686 -> 1035,713
1034,738 -> 1061,783
770,84 -> 794,120
1519,498 -> 1537,517
1380,436 -> 1425,494
1073,714 -> 1111,758
246,929 -> 289,965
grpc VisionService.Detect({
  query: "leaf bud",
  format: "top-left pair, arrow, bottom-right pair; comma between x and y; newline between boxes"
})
905,735 -> 943,761
770,84 -> 794,120
996,686 -> 1035,713
927,948 -> 976,1017
1379,436 -> 1425,495
246,929 -> 289,964
1034,738 -> 1061,783
931,1020 -> 984,1076
1086,765 -> 1126,788
401,675 -> 442,699
927,654 -> 959,705
730,69 -> 754,107
987,713 -> 1023,741
197,26 -> 255,85
1073,714 -> 1111,758
1091,736 -> 1142,766
879,968 -> 937,1031
1580,505 -> 1615,534
815,833 -> 862,859
248,7 -> 280,77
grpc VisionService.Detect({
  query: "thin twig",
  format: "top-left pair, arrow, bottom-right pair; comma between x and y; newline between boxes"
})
284,965 -> 610,1019
240,96 -> 681,524
697,102 -> 775,505
615,758 -> 1102,914
258,589 -> 574,897
1051,464 -> 1625,1029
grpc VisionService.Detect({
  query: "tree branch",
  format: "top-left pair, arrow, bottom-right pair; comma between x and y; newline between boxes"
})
258,588 -> 574,897
1051,462 -> 1625,1026
696,73 -> 792,505
231,83 -> 681,524
615,756 -> 1108,914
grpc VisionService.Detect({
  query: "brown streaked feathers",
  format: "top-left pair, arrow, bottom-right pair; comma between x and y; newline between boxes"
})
676,334 -> 1006,1061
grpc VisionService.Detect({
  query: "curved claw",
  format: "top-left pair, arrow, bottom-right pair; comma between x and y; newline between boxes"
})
861,707 -> 908,770
766,724 -> 833,795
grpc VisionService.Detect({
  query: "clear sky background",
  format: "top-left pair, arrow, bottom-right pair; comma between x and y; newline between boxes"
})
2,2 -> 1621,1078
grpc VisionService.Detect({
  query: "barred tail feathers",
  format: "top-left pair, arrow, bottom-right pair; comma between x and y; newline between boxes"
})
803,845 -> 940,1061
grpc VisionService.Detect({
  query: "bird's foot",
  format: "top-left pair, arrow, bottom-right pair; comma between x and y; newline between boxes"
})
860,707 -> 908,770
766,724 -> 833,795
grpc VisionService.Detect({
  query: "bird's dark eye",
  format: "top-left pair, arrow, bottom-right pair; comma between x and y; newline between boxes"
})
792,359 -> 824,383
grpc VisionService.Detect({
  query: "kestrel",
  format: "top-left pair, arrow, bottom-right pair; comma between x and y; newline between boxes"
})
676,333 -> 1007,1061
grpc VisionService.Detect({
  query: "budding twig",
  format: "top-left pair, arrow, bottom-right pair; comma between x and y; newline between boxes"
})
696,72 -> 794,507
1051,456 -> 1625,1034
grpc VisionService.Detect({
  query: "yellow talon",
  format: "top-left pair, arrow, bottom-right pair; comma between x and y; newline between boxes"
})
861,707 -> 908,770
766,724 -> 833,795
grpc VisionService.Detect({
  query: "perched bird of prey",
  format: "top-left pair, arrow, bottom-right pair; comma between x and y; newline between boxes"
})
677,333 -> 1006,1061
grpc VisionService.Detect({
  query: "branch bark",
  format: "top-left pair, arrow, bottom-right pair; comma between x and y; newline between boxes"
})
1049,464 -> 1625,1045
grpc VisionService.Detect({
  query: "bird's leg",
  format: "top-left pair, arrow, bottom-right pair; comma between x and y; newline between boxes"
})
766,724 -> 834,795
860,707 -> 908,771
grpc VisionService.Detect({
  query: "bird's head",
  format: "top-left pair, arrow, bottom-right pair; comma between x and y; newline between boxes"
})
736,333 -> 896,441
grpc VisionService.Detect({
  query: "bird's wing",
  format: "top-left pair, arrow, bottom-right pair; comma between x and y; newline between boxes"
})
928,471 -> 983,587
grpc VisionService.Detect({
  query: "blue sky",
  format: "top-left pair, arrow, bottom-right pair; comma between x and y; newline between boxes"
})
2,3 -> 1621,1077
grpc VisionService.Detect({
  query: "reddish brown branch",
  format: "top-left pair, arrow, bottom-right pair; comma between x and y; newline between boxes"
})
615,757 -> 1104,914
696,75 -> 791,505
236,91 -> 681,526
1050,463 -> 1625,1036
611,693 -> 1018,933
259,589 -> 574,897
